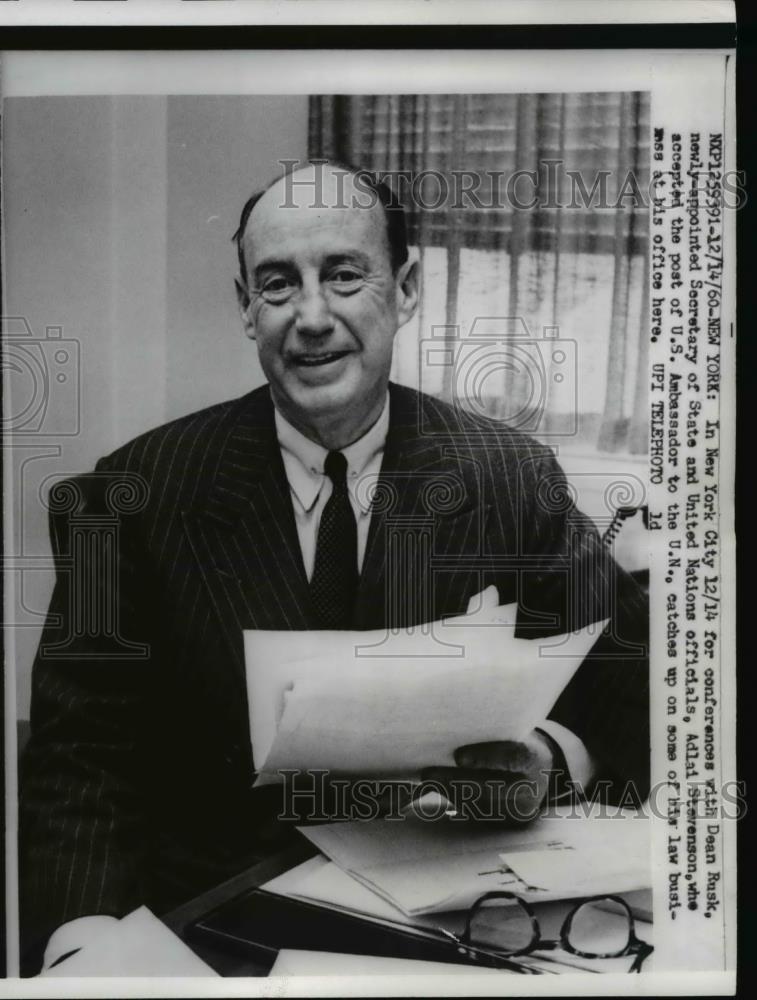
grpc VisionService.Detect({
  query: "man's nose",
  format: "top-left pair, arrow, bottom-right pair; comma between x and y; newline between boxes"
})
294,279 -> 335,337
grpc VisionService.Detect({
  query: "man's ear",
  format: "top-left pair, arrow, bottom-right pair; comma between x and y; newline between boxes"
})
395,258 -> 420,328
235,276 -> 256,340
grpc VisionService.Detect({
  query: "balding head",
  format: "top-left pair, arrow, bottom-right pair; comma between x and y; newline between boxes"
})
234,160 -> 409,284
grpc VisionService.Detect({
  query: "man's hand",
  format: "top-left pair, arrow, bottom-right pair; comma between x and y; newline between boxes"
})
421,730 -> 556,824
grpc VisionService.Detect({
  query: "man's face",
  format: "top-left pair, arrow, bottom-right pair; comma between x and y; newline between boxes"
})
236,167 -> 418,439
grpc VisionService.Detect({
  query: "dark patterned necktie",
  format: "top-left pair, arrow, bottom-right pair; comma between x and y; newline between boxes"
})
310,450 -> 358,629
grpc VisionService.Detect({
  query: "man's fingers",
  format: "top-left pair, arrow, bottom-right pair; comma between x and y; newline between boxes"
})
454,740 -> 531,770
419,766 -> 543,823
420,766 -> 463,785
422,737 -> 554,823
420,766 -> 529,795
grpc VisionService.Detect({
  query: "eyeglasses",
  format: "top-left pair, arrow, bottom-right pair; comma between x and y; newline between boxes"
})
440,891 -> 653,973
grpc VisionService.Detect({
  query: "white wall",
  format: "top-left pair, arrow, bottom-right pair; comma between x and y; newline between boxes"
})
4,94 -> 309,717
165,95 -> 309,419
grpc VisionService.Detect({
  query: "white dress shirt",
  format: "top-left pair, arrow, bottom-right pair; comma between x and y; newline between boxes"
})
274,397 -> 389,581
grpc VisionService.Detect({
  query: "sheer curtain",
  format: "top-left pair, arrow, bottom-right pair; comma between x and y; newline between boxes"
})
309,92 -> 649,455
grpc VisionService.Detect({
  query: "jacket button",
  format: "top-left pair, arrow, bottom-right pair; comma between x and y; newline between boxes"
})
224,742 -> 243,766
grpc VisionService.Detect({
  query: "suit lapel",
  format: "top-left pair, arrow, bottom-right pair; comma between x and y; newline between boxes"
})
354,384 -> 491,629
183,389 -> 313,690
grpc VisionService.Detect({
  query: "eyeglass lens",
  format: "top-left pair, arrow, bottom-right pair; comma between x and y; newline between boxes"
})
468,897 -> 535,954
566,899 -> 633,955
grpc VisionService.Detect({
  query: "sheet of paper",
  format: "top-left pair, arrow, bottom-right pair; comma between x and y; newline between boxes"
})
245,591 -> 519,775
298,807 -> 650,916
263,855 -> 415,925
41,906 -> 218,977
249,609 -> 606,778
499,836 -> 649,895
269,948 -> 504,976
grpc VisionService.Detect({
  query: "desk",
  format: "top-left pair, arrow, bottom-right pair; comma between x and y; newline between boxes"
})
161,839 -> 652,977
162,841 -> 317,976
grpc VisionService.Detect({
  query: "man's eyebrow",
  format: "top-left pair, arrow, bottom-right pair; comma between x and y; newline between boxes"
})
251,258 -> 296,281
252,250 -> 374,281
321,251 -> 373,269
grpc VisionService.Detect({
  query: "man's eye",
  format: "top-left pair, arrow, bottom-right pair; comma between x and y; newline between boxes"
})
327,269 -> 364,291
260,277 -> 296,302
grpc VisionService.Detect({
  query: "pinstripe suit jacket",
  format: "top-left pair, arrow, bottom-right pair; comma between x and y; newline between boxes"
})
19,381 -> 648,964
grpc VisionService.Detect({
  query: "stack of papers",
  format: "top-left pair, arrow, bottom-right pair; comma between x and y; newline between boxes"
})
244,590 -> 607,780
262,808 -> 652,976
264,855 -> 417,926
296,807 -> 650,916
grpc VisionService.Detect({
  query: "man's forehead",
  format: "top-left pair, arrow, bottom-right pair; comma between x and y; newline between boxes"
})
272,165 -> 360,205
243,167 -> 389,261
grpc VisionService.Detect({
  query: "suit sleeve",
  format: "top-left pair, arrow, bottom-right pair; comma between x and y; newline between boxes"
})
19,460 -> 154,970
518,448 -> 650,803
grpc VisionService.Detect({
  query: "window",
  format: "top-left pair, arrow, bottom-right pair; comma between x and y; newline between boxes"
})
310,92 -> 650,456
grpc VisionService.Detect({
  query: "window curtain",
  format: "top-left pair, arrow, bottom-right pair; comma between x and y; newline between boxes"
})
309,93 -> 649,454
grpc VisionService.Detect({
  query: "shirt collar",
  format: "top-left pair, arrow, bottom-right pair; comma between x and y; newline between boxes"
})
274,395 -> 390,513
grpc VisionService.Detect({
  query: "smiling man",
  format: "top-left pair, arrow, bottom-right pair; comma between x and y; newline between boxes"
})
235,165 -> 418,451
19,161 -> 649,973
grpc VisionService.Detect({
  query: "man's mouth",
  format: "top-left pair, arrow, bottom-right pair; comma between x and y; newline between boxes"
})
292,351 -> 350,368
